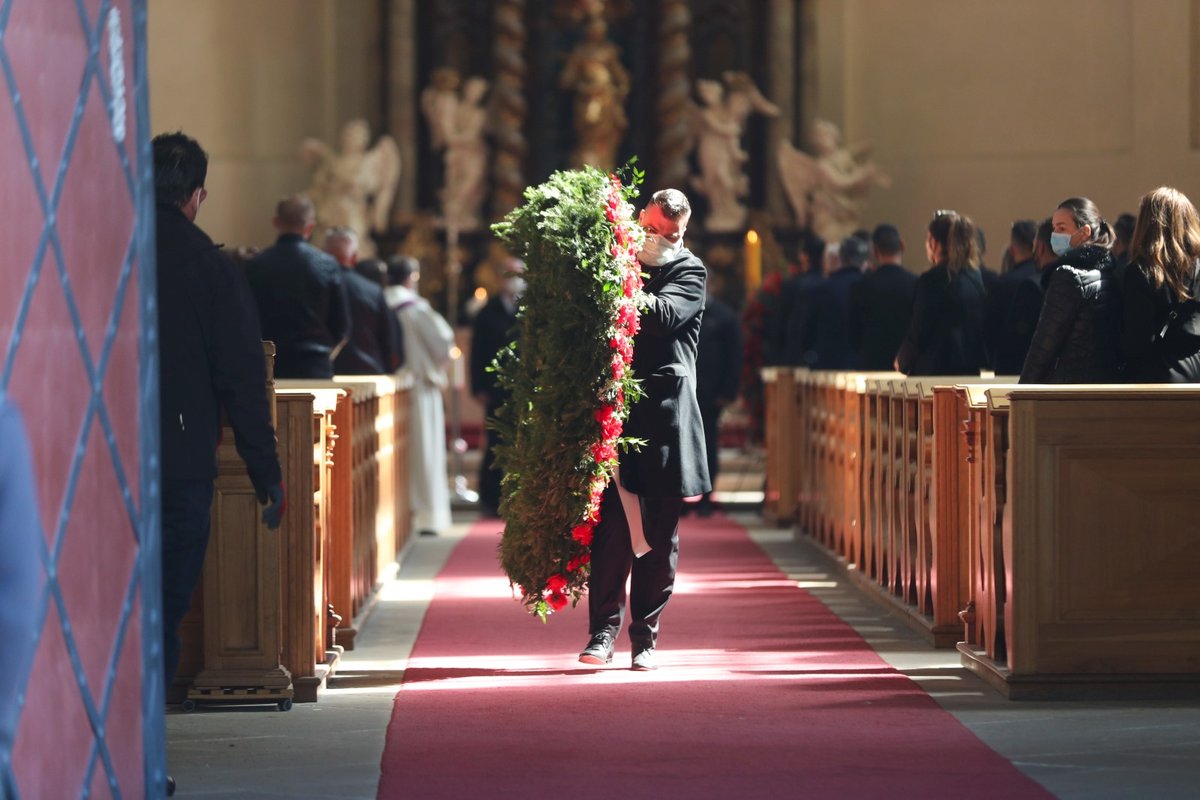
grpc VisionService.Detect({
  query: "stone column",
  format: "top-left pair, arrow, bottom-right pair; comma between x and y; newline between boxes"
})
491,0 -> 529,219
387,0 -> 418,217
654,0 -> 692,191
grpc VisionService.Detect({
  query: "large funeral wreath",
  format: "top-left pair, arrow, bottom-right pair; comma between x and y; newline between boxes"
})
490,165 -> 646,620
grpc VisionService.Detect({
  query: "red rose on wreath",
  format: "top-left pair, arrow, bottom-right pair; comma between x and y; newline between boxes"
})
591,441 -> 617,463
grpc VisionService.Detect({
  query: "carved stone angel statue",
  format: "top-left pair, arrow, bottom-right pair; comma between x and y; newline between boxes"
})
689,71 -> 780,233
301,119 -> 401,258
777,118 -> 890,242
421,69 -> 490,232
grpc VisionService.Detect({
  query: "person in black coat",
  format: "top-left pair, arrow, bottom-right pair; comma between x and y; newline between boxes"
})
153,132 -> 284,694
580,189 -> 710,672
850,223 -> 916,370
895,210 -> 989,376
774,233 -> 825,365
470,257 -> 523,517
1120,187 -> 1200,382
984,219 -> 1044,375
976,226 -> 1000,294
324,227 -> 403,374
1021,197 -> 1122,383
788,234 -> 869,369
244,195 -> 352,378
694,285 -> 742,516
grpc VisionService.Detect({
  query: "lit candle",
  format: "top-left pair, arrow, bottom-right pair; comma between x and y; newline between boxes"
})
450,345 -> 464,388
744,229 -> 762,296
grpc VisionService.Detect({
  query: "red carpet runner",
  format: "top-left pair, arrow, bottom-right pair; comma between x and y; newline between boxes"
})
378,516 -> 1052,799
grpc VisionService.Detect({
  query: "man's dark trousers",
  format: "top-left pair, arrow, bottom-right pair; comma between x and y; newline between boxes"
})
161,479 -> 215,688
587,481 -> 684,648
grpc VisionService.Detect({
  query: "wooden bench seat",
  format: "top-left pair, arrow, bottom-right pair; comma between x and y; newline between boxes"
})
174,361 -> 413,706
768,369 -> 1200,697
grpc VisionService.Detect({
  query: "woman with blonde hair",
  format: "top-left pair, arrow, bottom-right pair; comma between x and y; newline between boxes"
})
1020,196 -> 1122,382
894,210 -> 988,375
1121,186 -> 1200,382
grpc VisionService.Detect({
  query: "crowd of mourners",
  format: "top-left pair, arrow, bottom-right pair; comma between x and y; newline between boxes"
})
754,187 -> 1200,384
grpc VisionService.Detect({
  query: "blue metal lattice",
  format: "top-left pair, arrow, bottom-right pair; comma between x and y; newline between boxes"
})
0,0 -> 160,795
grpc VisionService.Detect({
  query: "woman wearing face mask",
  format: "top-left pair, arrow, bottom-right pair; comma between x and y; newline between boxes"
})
1120,186 -> 1200,382
894,210 -> 988,375
1020,196 -> 1121,382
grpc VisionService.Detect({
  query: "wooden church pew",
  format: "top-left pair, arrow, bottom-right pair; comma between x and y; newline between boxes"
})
173,364 -> 413,706
960,385 -> 1200,699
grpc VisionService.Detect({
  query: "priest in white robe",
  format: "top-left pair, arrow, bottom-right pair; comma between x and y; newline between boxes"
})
385,255 -> 454,536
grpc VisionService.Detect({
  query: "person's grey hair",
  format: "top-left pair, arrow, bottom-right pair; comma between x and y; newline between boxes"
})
838,234 -> 871,270
325,226 -> 358,249
649,188 -> 691,221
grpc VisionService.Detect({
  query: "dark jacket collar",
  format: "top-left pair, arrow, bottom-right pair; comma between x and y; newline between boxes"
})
156,202 -> 220,260
276,233 -> 306,245
1043,244 -> 1113,288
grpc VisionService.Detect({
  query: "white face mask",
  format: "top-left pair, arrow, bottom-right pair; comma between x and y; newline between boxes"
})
638,233 -> 683,266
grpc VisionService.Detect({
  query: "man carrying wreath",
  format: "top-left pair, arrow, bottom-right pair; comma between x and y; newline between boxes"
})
579,188 -> 711,671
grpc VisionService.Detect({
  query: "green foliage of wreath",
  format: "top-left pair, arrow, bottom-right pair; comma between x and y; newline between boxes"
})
490,165 -> 644,620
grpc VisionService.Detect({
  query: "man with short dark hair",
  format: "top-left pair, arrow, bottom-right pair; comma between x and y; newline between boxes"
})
153,131 -> 284,711
985,219 -> 1044,374
775,232 -> 825,366
786,234 -> 868,369
849,223 -> 917,370
245,196 -> 352,378
325,227 -> 403,375
580,188 -> 709,672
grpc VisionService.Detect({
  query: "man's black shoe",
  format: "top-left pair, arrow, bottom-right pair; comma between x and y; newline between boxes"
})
167,776 -> 176,796
632,646 -> 658,671
578,631 -> 614,665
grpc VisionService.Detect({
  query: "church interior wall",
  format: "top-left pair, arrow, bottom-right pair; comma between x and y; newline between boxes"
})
148,0 -> 382,249
147,0 -> 1200,273
812,0 -> 1200,258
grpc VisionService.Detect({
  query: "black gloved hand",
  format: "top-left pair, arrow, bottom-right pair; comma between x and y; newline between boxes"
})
256,482 -> 286,530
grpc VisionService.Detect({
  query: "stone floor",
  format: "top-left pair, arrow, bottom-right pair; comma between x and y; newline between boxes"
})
165,449 -> 1200,799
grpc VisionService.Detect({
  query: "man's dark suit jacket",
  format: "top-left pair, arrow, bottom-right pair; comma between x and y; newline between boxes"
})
620,248 -> 711,499
696,294 -> 742,408
776,270 -> 823,366
984,258 -> 1043,375
156,204 -> 281,492
787,265 -> 864,369
333,268 -> 403,374
850,262 -> 917,370
244,234 -> 351,378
